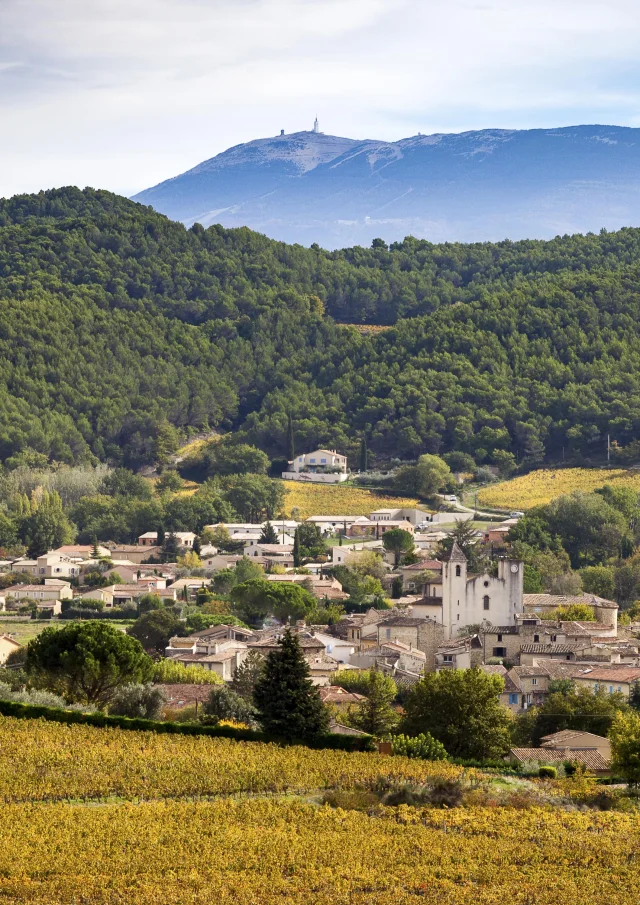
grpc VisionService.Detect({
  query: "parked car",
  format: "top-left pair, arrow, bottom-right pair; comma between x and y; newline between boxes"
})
443,494 -> 458,503
510,510 -> 525,518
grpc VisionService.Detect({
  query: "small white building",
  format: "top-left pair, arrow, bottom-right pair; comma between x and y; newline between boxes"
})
283,450 -> 348,484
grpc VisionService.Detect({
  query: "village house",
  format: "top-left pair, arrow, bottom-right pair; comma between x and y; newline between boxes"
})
508,729 -> 613,775
106,544 -> 161,564
283,449 -> 348,484
573,666 -> 640,699
53,544 -> 111,560
375,615 -> 445,672
400,560 -> 442,593
243,543 -> 294,562
0,634 -> 21,664
318,686 -> 367,709
331,539 -> 384,566
306,515 -> 361,535
435,636 -> 482,671
369,508 -> 427,526
3,579 -> 73,614
78,584 -> 177,608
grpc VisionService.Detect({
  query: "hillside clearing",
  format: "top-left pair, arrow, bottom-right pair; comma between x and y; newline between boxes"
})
478,468 -> 640,510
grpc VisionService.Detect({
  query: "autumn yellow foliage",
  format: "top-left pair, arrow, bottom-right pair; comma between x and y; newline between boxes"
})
1,798 -> 639,904
478,468 -> 640,510
282,481 -> 426,519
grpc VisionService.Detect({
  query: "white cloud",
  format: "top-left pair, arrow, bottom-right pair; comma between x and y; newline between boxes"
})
1,0 -> 640,197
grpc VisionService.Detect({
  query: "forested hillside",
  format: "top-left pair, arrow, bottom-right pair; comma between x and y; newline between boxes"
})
1,187 -> 640,468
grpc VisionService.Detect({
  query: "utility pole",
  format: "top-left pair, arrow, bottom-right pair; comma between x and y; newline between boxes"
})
607,433 -> 611,466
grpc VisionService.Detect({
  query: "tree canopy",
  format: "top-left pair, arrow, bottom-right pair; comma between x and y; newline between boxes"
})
5,188 -> 640,469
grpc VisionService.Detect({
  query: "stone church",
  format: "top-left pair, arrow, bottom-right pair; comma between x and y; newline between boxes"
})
412,541 -> 524,640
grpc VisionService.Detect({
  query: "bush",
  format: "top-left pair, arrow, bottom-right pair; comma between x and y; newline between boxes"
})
538,765 -> 557,779
109,684 -> 166,720
391,733 -> 448,761
0,681 -> 93,711
202,685 -> 256,726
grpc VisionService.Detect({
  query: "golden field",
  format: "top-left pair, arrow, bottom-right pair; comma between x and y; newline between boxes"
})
478,468 -> 640,510
283,481 -> 426,519
0,717 -> 463,803
1,718 -> 638,903
1,798 -> 639,904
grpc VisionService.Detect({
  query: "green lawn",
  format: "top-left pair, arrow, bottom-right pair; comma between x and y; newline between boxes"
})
0,618 -> 51,644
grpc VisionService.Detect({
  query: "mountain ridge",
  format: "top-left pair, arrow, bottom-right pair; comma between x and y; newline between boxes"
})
132,124 -> 640,247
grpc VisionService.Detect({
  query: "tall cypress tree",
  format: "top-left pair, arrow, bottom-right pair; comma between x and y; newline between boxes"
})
293,528 -> 301,567
359,435 -> 368,472
287,414 -> 295,463
253,629 -> 329,740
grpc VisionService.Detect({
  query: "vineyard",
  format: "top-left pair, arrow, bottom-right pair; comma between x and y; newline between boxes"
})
283,481 -> 426,519
2,716 -> 639,903
0,717 -> 463,802
477,468 -> 640,510
1,798 -> 639,904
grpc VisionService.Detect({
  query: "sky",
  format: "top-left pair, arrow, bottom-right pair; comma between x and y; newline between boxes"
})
2,0 -> 640,198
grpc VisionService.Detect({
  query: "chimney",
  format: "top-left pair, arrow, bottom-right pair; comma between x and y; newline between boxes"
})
280,129 -> 285,136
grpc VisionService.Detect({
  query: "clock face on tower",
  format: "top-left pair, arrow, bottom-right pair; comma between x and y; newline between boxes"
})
510,563 -> 519,574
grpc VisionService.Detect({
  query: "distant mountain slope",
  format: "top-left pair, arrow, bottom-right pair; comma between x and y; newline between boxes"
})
132,125 -> 640,247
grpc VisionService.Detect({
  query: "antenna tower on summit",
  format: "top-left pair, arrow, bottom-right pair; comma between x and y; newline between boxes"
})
313,116 -> 320,134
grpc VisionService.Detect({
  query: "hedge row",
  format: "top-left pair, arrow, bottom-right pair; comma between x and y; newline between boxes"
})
0,699 -> 375,752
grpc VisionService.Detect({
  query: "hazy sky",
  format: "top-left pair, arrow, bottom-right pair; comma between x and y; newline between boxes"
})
2,0 -> 640,198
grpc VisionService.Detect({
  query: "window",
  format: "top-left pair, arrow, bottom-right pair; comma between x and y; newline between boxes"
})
321,458 -> 326,463
386,628 -> 391,639
443,655 -> 453,663
550,635 -> 557,642
526,694 -> 532,704
532,678 -> 537,686
455,565 -> 461,577
310,458 -> 316,463
497,634 -> 503,642
618,686 -> 623,693
493,647 -> 507,658
534,634 -> 540,643
609,685 -> 614,694
483,595 -> 490,610
484,580 -> 489,588
509,693 -> 518,705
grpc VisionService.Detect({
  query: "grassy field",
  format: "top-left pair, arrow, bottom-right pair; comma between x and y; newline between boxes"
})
0,717 -> 638,904
283,481 -> 427,519
0,618 -> 51,644
477,468 -> 640,510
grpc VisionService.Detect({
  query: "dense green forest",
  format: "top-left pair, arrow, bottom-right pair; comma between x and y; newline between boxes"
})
1,186 -> 640,468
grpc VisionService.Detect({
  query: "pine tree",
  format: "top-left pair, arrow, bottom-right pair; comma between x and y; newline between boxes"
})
359,435 -> 368,472
287,414 -> 295,463
193,535 -> 201,556
293,529 -> 301,567
259,521 -> 279,544
253,629 -> 329,740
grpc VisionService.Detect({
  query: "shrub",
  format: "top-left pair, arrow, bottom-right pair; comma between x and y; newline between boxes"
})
109,684 -> 166,720
538,765 -> 557,779
391,733 -> 448,761
202,685 -> 256,726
